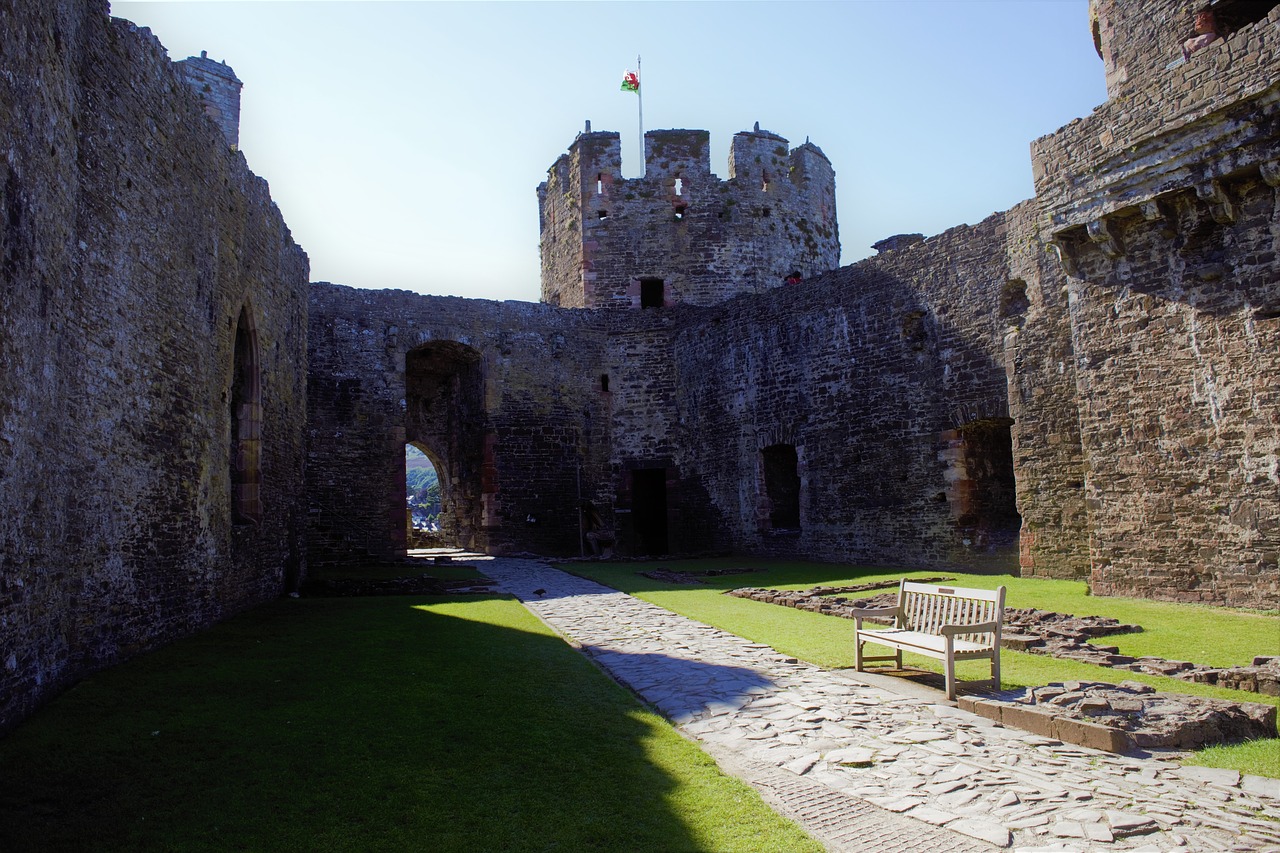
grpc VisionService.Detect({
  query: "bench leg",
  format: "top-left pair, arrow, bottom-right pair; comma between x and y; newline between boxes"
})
992,651 -> 1001,692
944,654 -> 957,701
855,637 -> 864,672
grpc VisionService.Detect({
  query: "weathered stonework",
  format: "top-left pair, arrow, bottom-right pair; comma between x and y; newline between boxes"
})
3,0 -> 1278,738
307,0 -> 1279,609
539,125 -> 838,308
1033,0 -> 1280,607
0,1 -> 308,734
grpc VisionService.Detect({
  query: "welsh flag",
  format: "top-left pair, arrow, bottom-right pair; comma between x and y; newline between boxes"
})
620,70 -> 639,93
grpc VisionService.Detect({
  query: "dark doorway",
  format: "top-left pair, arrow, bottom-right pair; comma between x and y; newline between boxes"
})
942,417 -> 1021,553
631,468 -> 668,555
761,444 -> 801,530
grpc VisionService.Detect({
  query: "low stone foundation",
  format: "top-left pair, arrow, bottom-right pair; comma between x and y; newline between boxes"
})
729,585 -> 1280,695
960,681 -> 1277,753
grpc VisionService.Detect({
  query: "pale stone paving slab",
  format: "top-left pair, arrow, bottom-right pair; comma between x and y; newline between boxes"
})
481,559 -> 1280,851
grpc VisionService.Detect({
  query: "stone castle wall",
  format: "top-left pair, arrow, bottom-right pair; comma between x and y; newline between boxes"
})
4,0 -> 1277,739
539,126 -> 838,309
306,285 -> 612,564
1033,0 -> 1280,608
0,1 -> 309,734
660,205 -> 1081,573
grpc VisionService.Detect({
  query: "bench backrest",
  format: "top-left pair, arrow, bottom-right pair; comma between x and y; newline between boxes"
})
897,580 -> 1005,644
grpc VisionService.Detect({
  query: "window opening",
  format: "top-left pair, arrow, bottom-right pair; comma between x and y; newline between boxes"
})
598,209 -> 608,219
230,307 -> 261,525
640,277 -> 664,308
761,444 -> 801,530
999,279 -> 1030,326
599,374 -> 610,392
674,177 -> 683,196
762,172 -> 770,192
597,174 -> 604,195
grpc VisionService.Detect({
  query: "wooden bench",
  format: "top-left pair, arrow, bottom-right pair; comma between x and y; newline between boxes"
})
851,580 -> 1005,700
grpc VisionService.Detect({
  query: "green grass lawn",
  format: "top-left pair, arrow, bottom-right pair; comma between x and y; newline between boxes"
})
0,594 -> 821,853
563,557 -> 1280,778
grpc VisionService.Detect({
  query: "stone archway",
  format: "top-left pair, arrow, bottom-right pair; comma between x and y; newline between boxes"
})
405,341 -> 486,551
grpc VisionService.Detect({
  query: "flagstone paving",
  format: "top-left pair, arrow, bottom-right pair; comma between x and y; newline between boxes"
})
476,557 -> 1280,852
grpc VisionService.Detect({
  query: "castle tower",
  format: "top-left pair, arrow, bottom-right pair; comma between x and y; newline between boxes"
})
538,124 -> 839,309
174,51 -> 243,148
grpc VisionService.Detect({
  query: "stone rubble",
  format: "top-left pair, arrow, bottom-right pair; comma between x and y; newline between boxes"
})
961,681 -> 1277,752
483,559 -> 1280,852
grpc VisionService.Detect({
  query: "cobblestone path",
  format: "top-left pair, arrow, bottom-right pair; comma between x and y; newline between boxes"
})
478,558 -> 1280,852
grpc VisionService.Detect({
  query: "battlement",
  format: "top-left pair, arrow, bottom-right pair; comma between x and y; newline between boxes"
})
173,50 -> 243,148
538,124 -> 839,308
1090,0 -> 1279,100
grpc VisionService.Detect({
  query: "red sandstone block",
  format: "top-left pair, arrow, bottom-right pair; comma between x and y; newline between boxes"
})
998,703 -> 1058,740
957,696 -> 1001,723
1053,716 -> 1132,753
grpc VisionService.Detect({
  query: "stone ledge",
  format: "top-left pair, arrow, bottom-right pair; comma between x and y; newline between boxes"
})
960,695 -> 1133,753
960,681 -> 1277,754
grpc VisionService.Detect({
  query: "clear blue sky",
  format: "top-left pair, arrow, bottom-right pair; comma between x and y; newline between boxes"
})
112,1 -> 1107,303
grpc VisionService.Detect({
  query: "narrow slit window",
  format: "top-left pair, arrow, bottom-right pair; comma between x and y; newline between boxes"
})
674,177 -> 683,196
600,374 -> 610,392
597,174 -> 604,195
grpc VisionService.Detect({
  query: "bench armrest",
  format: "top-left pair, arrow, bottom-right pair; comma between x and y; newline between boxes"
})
850,606 -> 898,631
848,606 -> 897,618
939,620 -> 1000,638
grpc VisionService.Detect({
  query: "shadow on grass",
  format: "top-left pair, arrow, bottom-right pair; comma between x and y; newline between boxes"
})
0,595 -> 812,853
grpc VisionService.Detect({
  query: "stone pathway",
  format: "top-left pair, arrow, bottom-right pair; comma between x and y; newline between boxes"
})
475,557 -> 1280,852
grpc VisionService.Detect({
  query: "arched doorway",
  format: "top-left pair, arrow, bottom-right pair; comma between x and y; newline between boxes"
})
404,341 -> 486,551
405,442 -> 445,547
230,306 -> 261,525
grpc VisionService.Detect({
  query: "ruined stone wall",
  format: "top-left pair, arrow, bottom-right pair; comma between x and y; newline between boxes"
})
999,202 -> 1092,580
307,285 -> 611,564
662,210 -> 1067,572
1032,1 -> 1280,608
539,127 -> 838,309
1089,0 -> 1278,102
1053,176 -> 1279,609
0,0 -> 309,734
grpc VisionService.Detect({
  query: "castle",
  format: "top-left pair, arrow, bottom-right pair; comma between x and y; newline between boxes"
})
1,0 -> 1277,734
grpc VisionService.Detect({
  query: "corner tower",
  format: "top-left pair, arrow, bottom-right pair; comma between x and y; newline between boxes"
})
538,123 -> 839,308
174,51 -> 243,148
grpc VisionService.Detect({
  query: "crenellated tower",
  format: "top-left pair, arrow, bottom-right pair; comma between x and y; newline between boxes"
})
174,50 -> 243,149
538,123 -> 839,308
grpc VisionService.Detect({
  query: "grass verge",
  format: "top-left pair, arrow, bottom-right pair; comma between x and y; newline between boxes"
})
0,593 -> 821,853
564,557 -> 1280,779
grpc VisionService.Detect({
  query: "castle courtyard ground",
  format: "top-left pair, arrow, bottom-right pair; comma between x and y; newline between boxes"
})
482,557 -> 1280,852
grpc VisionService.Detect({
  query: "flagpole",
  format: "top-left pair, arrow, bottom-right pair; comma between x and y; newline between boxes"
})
637,54 -> 644,177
